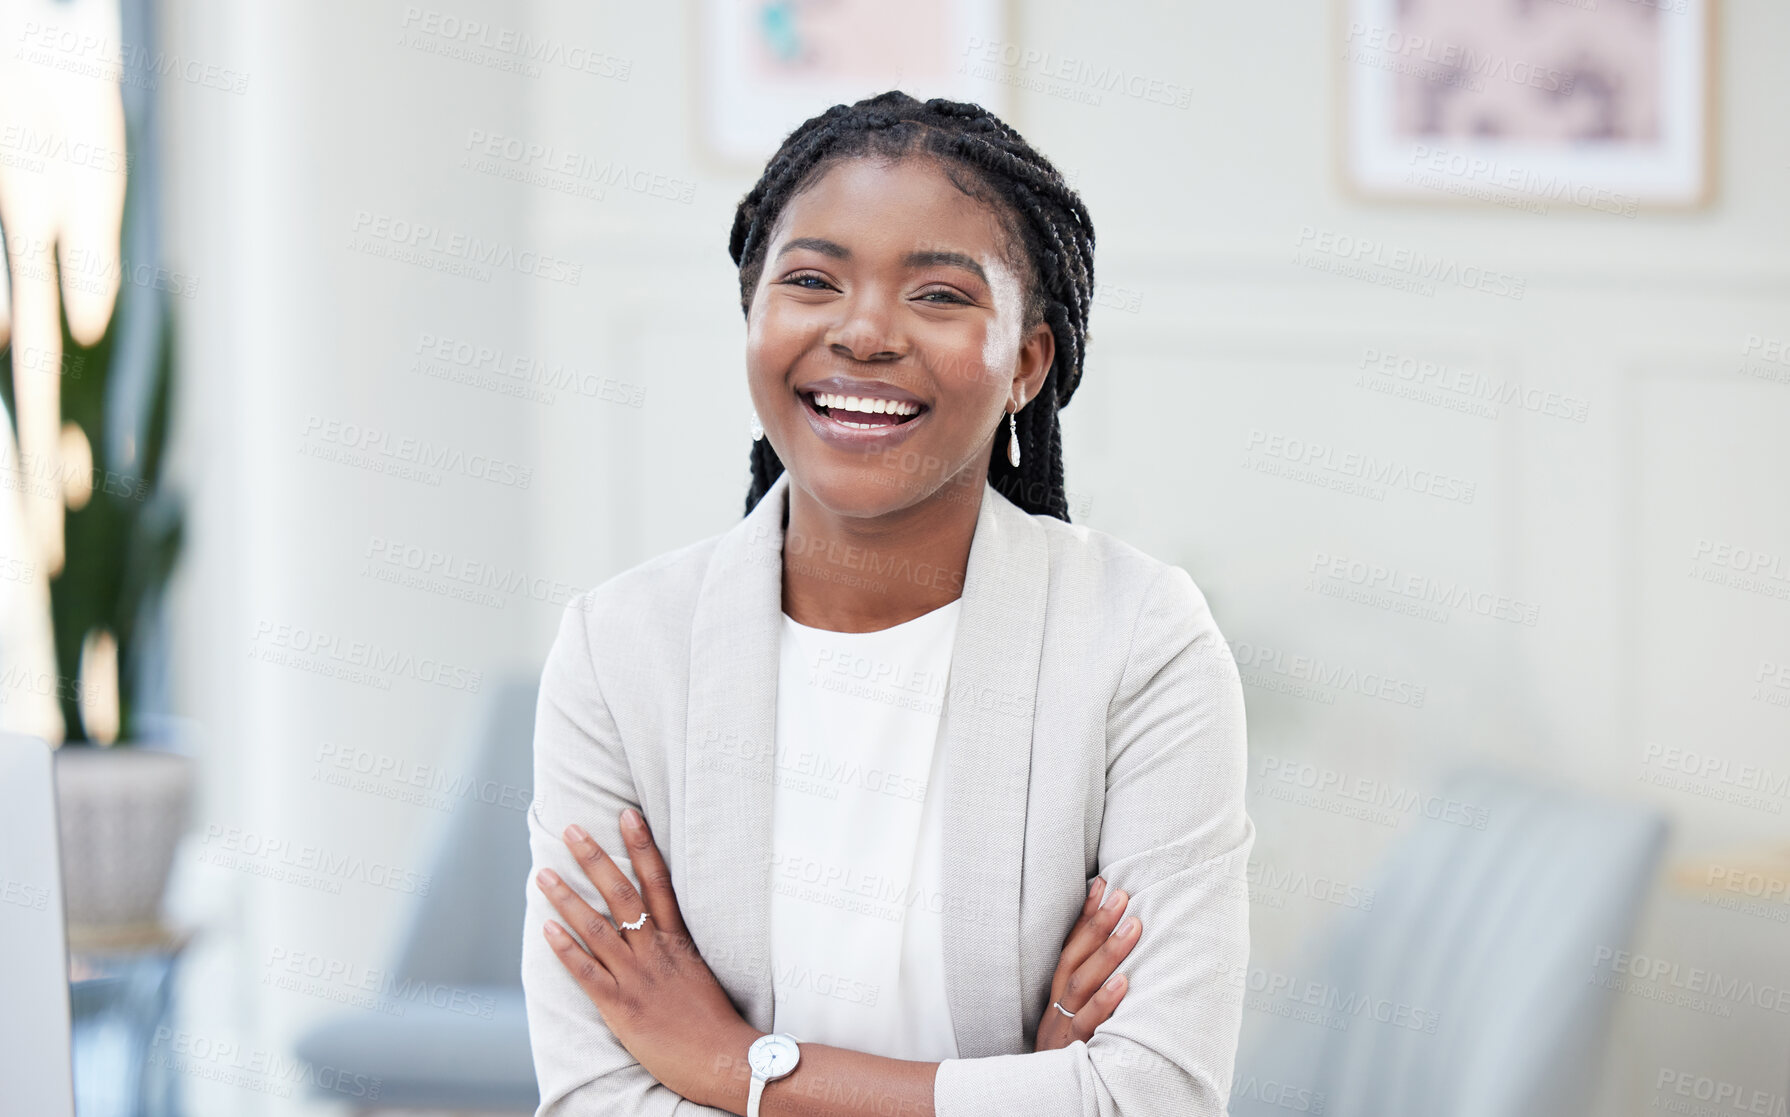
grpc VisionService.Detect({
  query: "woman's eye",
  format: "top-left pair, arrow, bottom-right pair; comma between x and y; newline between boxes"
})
917,288 -> 969,304
782,273 -> 834,290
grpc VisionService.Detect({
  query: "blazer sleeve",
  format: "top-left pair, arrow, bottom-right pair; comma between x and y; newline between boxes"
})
934,563 -> 1255,1117
521,593 -> 736,1117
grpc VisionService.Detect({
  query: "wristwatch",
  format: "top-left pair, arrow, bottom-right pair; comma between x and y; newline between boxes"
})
746,1032 -> 801,1117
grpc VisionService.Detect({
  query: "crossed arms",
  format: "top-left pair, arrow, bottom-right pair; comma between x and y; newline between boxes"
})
521,563 -> 1253,1116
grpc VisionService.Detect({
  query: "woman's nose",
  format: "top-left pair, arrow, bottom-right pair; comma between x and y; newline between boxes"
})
825,293 -> 906,363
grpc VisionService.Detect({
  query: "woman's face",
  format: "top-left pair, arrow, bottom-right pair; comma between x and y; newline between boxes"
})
744,155 -> 1054,520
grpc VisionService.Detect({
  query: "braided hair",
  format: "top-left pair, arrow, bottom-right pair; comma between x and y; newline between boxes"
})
730,90 -> 1095,522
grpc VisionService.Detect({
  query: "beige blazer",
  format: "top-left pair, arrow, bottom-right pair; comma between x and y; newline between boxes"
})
522,469 -> 1254,1116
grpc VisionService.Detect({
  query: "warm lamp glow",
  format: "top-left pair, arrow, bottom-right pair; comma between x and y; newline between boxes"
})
60,422 -> 94,511
0,0 -> 129,571
78,627 -> 121,745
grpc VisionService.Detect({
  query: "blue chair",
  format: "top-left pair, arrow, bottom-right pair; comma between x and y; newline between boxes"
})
1230,765 -> 1668,1117
294,673 -> 542,1112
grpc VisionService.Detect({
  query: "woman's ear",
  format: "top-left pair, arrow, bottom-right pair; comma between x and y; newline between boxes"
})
1012,320 -> 1056,410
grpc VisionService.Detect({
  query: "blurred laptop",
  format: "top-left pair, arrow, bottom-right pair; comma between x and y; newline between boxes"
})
0,732 -> 78,1115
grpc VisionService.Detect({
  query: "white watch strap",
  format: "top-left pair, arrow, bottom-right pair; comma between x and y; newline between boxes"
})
746,1074 -> 766,1117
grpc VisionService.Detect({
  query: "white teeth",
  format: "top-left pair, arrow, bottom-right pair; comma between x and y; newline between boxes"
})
812,390 -> 920,417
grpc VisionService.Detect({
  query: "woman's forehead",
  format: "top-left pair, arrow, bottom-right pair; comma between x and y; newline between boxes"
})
771,158 -> 1021,265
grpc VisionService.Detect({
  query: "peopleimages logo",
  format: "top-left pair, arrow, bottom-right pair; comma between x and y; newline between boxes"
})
348,211 -> 584,286
1739,335 -> 1790,386
1217,959 -> 1441,1034
199,824 -> 432,897
462,129 -> 695,204
1358,348 -> 1590,423
248,618 -> 485,694
411,332 -> 645,409
1247,860 -> 1376,912
1404,145 -> 1639,218
1308,551 -> 1540,627
1228,639 -> 1426,708
1255,756 -> 1491,831
14,20 -> 251,94
1591,945 -> 1790,1015
1342,22 -> 1576,95
1231,1074 -> 1329,1114
1688,538 -> 1790,603
0,123 -> 133,175
365,536 -> 584,611
958,37 -> 1193,109
1638,741 -> 1787,816
1243,428 -> 1477,505
300,415 -> 533,490
1294,226 -> 1526,300
150,1027 -> 380,1101
263,945 -> 498,1019
397,6 -> 631,80
1654,1069 -> 1786,1117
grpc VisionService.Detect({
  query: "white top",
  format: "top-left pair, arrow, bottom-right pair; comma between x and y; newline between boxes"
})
768,597 -> 964,1062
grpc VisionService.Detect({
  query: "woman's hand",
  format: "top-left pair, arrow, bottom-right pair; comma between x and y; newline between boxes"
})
1034,877 -> 1139,1052
537,808 -> 759,1111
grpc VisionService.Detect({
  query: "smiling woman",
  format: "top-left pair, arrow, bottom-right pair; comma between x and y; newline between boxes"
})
521,90 -> 1253,1117
733,94 -> 1090,532
745,156 -> 1052,540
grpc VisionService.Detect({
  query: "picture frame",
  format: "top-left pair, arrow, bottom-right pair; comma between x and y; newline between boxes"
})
694,0 -> 1010,171
1337,0 -> 1716,212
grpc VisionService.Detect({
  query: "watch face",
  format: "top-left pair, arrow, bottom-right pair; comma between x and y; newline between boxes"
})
749,1033 -> 800,1079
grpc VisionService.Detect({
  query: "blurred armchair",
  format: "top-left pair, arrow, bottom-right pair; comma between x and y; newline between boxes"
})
1230,765 -> 1668,1117
294,672 -> 543,1113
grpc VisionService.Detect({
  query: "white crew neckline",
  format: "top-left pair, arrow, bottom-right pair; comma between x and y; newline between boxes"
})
781,596 -> 963,637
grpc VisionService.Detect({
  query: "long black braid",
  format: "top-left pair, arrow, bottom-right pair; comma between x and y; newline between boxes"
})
730,90 -> 1095,522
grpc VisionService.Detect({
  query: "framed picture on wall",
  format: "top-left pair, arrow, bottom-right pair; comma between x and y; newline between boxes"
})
695,0 -> 1009,169
1338,0 -> 1715,212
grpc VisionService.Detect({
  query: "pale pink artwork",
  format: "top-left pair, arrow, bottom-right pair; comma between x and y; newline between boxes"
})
746,0 -> 954,83
1343,0 -> 1708,205
1389,0 -> 1664,144
701,0 -> 1006,165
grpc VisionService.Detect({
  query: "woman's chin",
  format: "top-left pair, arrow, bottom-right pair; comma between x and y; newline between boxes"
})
786,463 -> 951,523
787,465 -> 988,529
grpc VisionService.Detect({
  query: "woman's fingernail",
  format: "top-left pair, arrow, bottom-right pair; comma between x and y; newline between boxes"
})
1103,887 -> 1124,910
566,824 -> 589,844
1105,973 -> 1125,991
622,808 -> 643,831
1089,878 -> 1103,900
1119,916 -> 1138,935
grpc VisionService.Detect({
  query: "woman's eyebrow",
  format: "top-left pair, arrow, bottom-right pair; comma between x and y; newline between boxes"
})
776,236 -> 849,260
903,250 -> 987,284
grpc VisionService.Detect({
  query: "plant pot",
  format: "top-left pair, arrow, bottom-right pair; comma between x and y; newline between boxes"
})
53,745 -> 194,931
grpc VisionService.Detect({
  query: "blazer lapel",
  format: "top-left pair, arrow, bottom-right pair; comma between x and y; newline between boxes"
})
683,471 -> 790,1030
681,471 -> 1049,1057
937,482 -> 1047,1057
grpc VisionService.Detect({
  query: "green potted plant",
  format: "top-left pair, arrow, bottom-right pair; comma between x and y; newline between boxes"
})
0,18 -> 188,938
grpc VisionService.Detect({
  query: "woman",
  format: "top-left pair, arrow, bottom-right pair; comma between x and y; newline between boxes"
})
521,91 -> 1253,1117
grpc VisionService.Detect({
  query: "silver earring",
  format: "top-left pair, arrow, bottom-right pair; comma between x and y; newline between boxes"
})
750,412 -> 764,441
1006,410 -> 1021,468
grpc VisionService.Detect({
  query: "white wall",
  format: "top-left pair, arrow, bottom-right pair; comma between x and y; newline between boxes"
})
159,2 -> 1789,1114
160,1 -> 539,1112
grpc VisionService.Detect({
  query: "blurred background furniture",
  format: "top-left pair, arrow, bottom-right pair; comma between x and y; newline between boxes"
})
294,673 -> 542,1113
70,923 -> 192,1117
1231,766 -> 1669,1117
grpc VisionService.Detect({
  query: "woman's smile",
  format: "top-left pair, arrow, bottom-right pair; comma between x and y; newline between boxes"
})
795,376 -> 932,449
